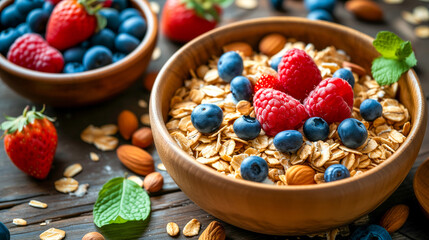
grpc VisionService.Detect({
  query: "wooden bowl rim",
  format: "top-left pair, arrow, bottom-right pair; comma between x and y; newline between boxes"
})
151,17 -> 426,192
413,158 -> 429,215
0,0 -> 158,84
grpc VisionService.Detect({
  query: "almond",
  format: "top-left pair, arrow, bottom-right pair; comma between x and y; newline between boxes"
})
117,145 -> 155,175
82,232 -> 105,240
132,127 -> 153,148
343,61 -> 367,76
379,204 -> 409,233
286,165 -> 316,185
223,42 -> 253,57
199,221 -> 226,240
345,0 -> 383,22
259,33 -> 287,56
118,110 -> 139,140
143,172 -> 163,193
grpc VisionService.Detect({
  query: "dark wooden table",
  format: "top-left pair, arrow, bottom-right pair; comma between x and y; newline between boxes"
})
1,0 -> 429,239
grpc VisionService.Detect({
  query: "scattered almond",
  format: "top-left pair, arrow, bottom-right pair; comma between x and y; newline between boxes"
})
82,232 -> 105,240
143,72 -> 158,91
223,42 -> 253,57
183,219 -> 201,237
157,163 -> 167,171
13,218 -> 27,226
345,0 -> 383,22
379,204 -> 409,233
143,172 -> 164,193
55,177 -> 79,193
259,33 -> 287,56
166,222 -> 180,237
132,127 -> 153,148
117,145 -> 155,175
343,61 -> 366,76
94,136 -> 119,151
128,175 -> 144,187
29,200 -> 48,209
140,114 -> 151,126
286,165 -> 316,185
89,152 -> 99,161
118,110 -> 139,140
39,228 -> 65,240
199,221 -> 226,240
63,163 -> 83,178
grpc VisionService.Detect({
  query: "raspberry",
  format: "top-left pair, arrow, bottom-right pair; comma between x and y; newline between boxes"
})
304,77 -> 354,123
276,48 -> 322,101
253,88 -> 308,136
7,33 -> 64,73
254,73 -> 276,93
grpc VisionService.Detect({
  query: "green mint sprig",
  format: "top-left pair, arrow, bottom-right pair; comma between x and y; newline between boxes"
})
371,31 -> 417,86
93,177 -> 151,228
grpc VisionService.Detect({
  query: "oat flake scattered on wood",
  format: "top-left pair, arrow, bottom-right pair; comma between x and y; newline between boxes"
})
54,177 -> 79,193
89,152 -> 99,161
39,228 -> 66,240
29,200 -> 48,209
183,219 -> 201,237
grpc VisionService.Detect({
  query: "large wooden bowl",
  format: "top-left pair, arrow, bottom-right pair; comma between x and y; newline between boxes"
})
150,17 -> 427,235
0,0 -> 157,107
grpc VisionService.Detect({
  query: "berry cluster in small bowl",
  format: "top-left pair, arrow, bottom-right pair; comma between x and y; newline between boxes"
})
0,0 -> 147,74
166,33 -> 411,187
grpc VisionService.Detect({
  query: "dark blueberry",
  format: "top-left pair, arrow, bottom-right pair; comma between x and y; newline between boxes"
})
303,117 -> 329,141
114,33 -> 139,54
0,28 -> 19,56
91,28 -> 115,50
351,225 -> 392,240
83,46 -> 113,70
324,164 -> 350,182
270,0 -> 285,11
16,23 -> 30,35
270,56 -> 282,72
42,1 -> 54,14
119,16 -> 146,40
113,52 -> 126,62
80,40 -> 91,48
191,104 -> 223,134
63,62 -> 86,73
0,222 -> 10,240
338,118 -> 368,149
99,8 -> 120,31
233,116 -> 261,140
1,5 -> 26,28
230,76 -> 253,102
63,47 -> 86,63
26,9 -> 49,34
273,130 -> 303,153
16,0 -> 44,15
304,0 -> 336,13
119,8 -> 141,22
359,99 -> 383,122
217,51 -> 243,83
333,68 -> 355,88
240,156 -> 268,182
307,9 -> 334,22
111,0 -> 128,11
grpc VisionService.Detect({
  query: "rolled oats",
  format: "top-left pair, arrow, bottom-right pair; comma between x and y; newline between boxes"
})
63,163 -> 83,178
13,218 -> 27,226
29,200 -> 48,209
182,219 -> 201,237
39,228 -> 66,240
54,177 -> 79,193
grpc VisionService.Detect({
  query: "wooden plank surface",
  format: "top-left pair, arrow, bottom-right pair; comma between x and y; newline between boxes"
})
1,0 -> 429,239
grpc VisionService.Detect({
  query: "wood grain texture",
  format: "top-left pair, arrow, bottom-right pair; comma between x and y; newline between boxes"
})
414,158 -> 429,218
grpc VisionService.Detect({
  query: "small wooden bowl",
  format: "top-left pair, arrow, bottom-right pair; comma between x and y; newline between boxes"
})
150,17 -> 427,235
0,0 -> 157,107
414,158 -> 429,218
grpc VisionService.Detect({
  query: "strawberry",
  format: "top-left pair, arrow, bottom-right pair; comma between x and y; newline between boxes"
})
161,0 -> 224,43
47,0 -> 63,5
46,0 -> 106,50
1,106 -> 57,179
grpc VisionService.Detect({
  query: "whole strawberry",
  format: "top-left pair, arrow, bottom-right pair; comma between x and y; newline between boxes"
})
161,0 -> 223,43
7,34 -> 64,73
276,48 -> 322,102
46,0 -> 106,50
304,77 -> 354,123
254,88 -> 308,136
1,106 -> 57,179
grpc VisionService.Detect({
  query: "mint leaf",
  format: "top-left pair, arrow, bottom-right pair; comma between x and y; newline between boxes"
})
373,31 -> 404,59
395,41 -> 412,60
405,52 -> 417,68
371,57 -> 409,86
93,177 -> 151,228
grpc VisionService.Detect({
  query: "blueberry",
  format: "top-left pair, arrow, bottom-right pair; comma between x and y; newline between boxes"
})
99,8 -> 120,31
324,164 -> 350,182
63,62 -> 86,73
217,51 -> 243,83
240,156 -> 268,182
83,46 -> 113,70
119,16 -> 146,40
0,28 -> 19,56
233,116 -> 261,140
270,56 -> 282,72
27,9 -> 49,34
1,5 -> 26,28
333,68 -> 355,88
16,0 -> 44,15
274,130 -> 303,153
91,28 -> 115,50
113,52 -> 126,63
80,40 -> 91,48
230,76 -> 253,102
119,8 -> 141,22
63,47 -> 86,63
270,0 -> 285,11
304,0 -> 336,13
191,104 -> 223,134
351,225 -> 392,240
111,0 -> 128,11
42,1 -> 54,14
303,117 -> 329,141
16,23 -> 30,35
338,118 -> 368,149
0,222 -> 10,240
307,9 -> 334,22
115,33 -> 139,54
359,99 -> 383,122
